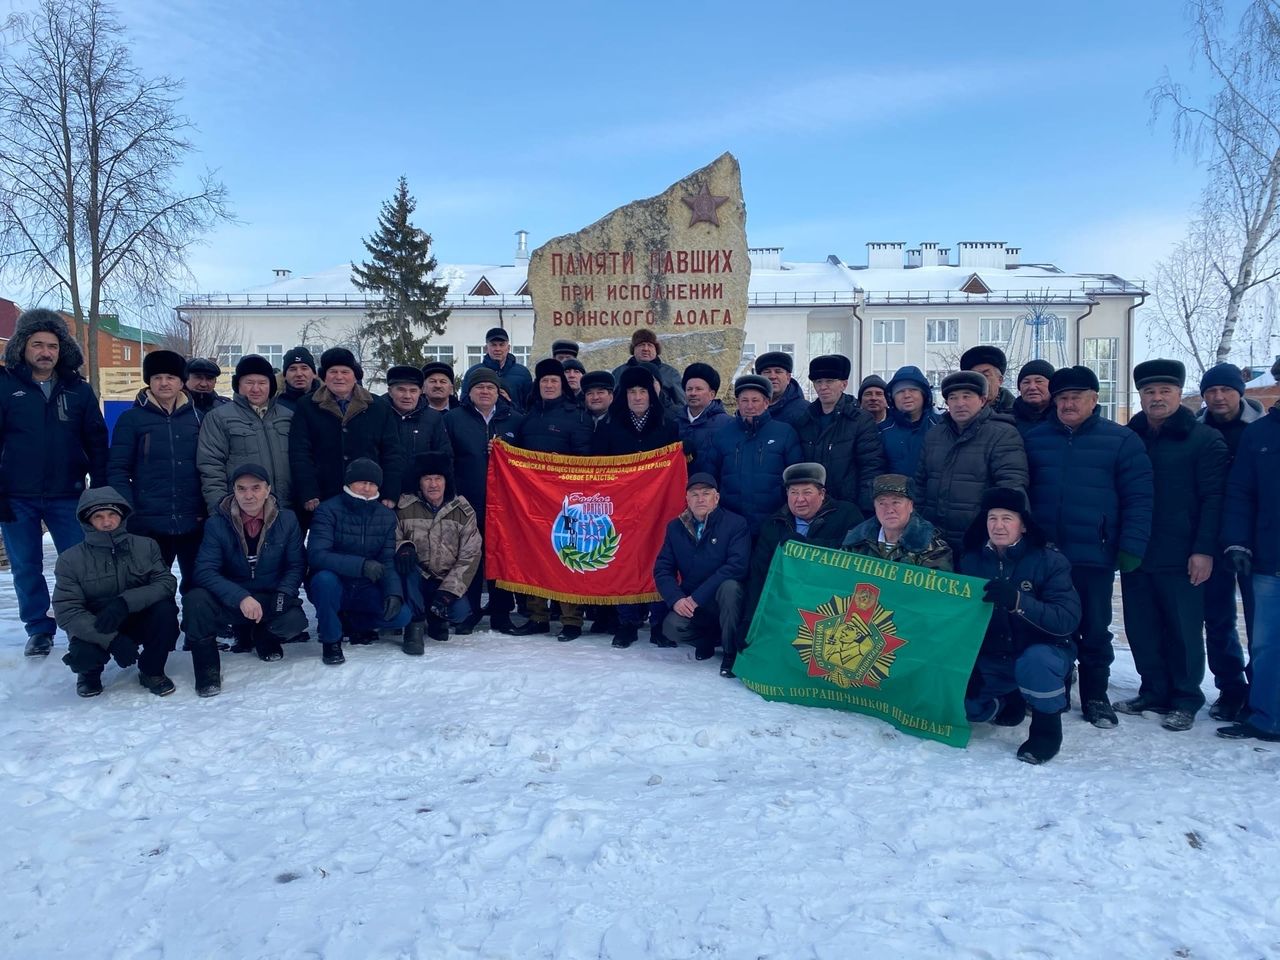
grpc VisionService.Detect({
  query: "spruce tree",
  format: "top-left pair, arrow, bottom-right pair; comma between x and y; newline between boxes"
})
351,177 -> 450,371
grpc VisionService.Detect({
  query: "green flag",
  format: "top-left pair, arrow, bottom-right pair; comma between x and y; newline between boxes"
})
736,540 -> 993,747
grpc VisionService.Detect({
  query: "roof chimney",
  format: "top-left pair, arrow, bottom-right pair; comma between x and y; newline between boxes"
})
867,242 -> 906,269
1005,246 -> 1021,269
515,229 -> 529,262
920,242 -> 941,267
272,268 -> 292,280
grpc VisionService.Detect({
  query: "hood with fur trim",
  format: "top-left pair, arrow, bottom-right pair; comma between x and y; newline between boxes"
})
4,308 -> 85,379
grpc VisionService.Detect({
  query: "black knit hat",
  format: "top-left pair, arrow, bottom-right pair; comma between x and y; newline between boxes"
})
858,374 -> 888,398
810,354 -> 852,381
1048,365 -> 1100,396
421,361 -> 454,382
344,458 -> 382,488
409,451 -> 454,501
319,347 -> 363,382
1017,359 -> 1055,384
1199,362 -> 1246,396
468,368 -> 501,390
755,351 -> 793,374
561,357 -> 586,374
282,346 -> 316,373
186,357 -> 221,378
734,374 -> 772,398
386,365 -> 425,387
960,345 -> 1007,374
230,462 -> 271,485
551,338 -> 579,357
682,361 -> 721,393
232,354 -> 278,396
581,370 -> 615,393
143,349 -> 186,383
783,462 -> 826,488
940,370 -> 988,399
1134,358 -> 1186,390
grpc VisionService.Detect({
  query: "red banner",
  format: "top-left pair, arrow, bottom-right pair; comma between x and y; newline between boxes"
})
486,440 -> 688,604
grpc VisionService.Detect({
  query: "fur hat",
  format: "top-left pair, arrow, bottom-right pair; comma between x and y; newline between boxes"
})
873,474 -> 914,501
963,486 -> 1047,552
755,351 -> 793,374
858,373 -> 888,398
142,349 -> 187,383
940,371 -> 988,399
344,458 -> 383,488
409,451 -> 455,502
783,462 -> 826,488
1134,358 -> 1186,390
4,308 -> 84,375
1049,365 -> 1100,396
810,354 -> 851,381
319,347 -> 363,382
1199,361 -> 1246,397
630,328 -> 660,355
682,361 -> 721,393
960,345 -> 1007,374
734,374 -> 772,399
612,364 -> 662,420
185,357 -> 221,378
230,462 -> 271,485
533,357 -> 570,397
1016,359 -> 1055,384
551,339 -> 579,357
581,370 -> 615,393
282,346 -> 316,373
618,365 -> 656,393
232,355 -> 278,396
421,361 -> 455,382
386,365 -> 425,388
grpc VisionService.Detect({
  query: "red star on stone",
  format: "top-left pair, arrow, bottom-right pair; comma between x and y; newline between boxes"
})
682,183 -> 729,227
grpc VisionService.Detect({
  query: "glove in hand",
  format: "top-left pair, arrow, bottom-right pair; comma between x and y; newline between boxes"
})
382,595 -> 403,623
94,598 -> 129,634
394,543 -> 418,579
108,634 -> 137,667
1226,547 -> 1252,578
362,560 -> 385,583
429,590 -> 456,621
982,579 -> 1019,610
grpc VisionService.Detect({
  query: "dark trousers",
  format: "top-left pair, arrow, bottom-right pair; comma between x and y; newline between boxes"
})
64,599 -> 181,676
182,587 -> 308,657
1071,565 -> 1118,703
146,527 -> 203,595
662,580 -> 744,653
1203,552 -> 1253,693
1121,570 -> 1207,713
308,570 -> 411,643
966,644 -> 1073,720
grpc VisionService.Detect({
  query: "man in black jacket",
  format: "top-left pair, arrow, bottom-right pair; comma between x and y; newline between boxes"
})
422,361 -> 460,414
0,308 -> 109,657
797,354 -> 886,514
756,350 -> 808,428
444,368 -> 522,634
1012,359 -> 1055,436
276,346 -> 319,412
184,357 -> 229,423
183,463 -> 307,696
961,345 -> 1016,414
1116,359 -> 1228,731
384,365 -> 450,462
107,349 -> 204,593
288,347 -> 407,516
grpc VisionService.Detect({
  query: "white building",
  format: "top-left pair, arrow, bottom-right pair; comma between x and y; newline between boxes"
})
177,234 -> 1145,420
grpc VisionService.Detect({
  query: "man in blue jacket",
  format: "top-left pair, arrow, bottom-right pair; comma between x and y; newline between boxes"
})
1218,397 -> 1280,743
0,308 -> 109,657
1025,365 -> 1154,728
462,327 -> 532,410
183,463 -> 307,696
755,351 -> 808,429
654,473 -> 751,677
698,374 -> 803,536
678,362 -> 729,464
308,458 -> 410,665
881,365 -> 940,477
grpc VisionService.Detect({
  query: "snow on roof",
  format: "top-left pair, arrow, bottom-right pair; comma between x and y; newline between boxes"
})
1246,369 -> 1277,389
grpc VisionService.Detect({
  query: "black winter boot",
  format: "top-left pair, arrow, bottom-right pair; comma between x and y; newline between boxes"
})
993,691 -> 1027,726
138,673 -> 176,697
612,624 -> 638,648
322,642 -> 345,665
426,613 -> 449,643
1017,710 -> 1063,764
190,641 -> 222,698
403,620 -> 426,656
76,671 -> 103,698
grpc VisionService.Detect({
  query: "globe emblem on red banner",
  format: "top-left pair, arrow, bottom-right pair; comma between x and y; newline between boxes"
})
551,494 -> 621,573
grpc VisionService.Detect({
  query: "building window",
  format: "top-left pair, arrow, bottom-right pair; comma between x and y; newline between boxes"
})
215,344 -> 242,368
926,369 -> 949,393
766,341 -> 796,356
808,331 -> 843,357
422,344 -> 455,368
257,344 -> 283,370
511,345 -> 531,367
123,345 -> 132,362
926,318 -> 959,344
979,317 -> 1014,344
1083,337 -> 1119,420
873,318 -> 905,344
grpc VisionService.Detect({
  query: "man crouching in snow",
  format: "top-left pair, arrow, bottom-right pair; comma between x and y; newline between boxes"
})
307,458 -> 411,665
960,487 -> 1081,764
393,452 -> 481,653
52,487 -> 180,698
181,463 -> 307,697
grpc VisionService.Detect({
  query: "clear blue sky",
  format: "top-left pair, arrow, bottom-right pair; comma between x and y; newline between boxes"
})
106,0 -> 1218,293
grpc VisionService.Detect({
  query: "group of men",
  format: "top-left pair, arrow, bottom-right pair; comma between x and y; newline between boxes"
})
2,308 -> 1276,764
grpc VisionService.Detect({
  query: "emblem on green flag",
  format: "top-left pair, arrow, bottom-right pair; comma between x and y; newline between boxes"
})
736,541 -> 992,747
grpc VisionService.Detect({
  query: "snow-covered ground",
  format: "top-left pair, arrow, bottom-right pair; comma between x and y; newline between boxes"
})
2,542 -> 1278,960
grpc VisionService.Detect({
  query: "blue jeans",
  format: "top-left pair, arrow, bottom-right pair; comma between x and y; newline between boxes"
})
2,496 -> 84,638
402,573 -> 471,624
966,644 -> 1073,721
309,570 -> 412,643
1246,574 -> 1280,735
1203,552 -> 1253,692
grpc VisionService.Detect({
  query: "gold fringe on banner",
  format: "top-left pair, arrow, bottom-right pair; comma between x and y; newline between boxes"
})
493,440 -> 683,471
495,580 -> 661,606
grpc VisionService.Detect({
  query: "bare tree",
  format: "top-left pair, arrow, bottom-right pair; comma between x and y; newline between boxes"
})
1148,218 -> 1232,373
157,305 -> 243,360
0,0 -> 230,384
1151,0 -> 1280,363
